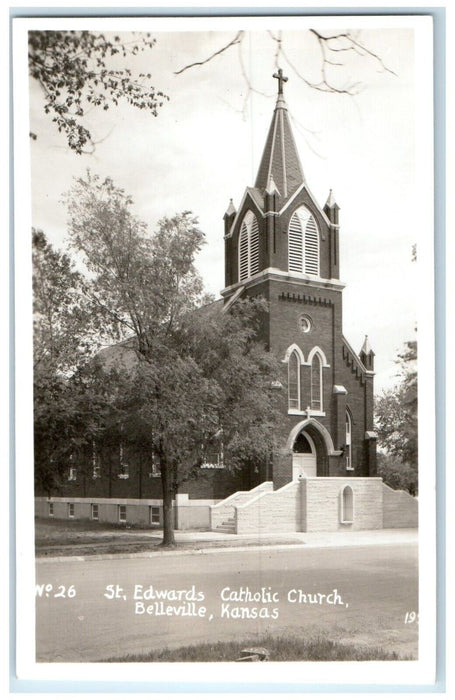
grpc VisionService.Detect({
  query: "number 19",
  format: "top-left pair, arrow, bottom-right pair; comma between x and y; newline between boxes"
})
404,611 -> 418,624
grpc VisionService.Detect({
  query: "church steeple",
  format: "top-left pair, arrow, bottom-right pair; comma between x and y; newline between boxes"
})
254,71 -> 305,202
223,72 -> 342,289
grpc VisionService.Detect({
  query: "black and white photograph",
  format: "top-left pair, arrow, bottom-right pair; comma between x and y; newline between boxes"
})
12,12 -> 436,688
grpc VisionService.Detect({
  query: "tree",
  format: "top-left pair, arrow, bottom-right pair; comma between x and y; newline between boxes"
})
29,31 -> 168,153
375,340 -> 418,492
376,453 -> 417,496
63,173 -> 281,545
32,228 -> 103,372
32,229 -> 119,492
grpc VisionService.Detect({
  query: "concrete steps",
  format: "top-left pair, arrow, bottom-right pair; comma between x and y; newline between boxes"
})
210,482 -> 274,533
214,517 -> 235,534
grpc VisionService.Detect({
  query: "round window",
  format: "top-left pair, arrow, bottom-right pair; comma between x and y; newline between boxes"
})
299,314 -> 312,333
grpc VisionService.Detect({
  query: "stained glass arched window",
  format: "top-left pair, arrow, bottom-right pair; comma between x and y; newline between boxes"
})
288,350 -> 300,410
310,352 -> 323,411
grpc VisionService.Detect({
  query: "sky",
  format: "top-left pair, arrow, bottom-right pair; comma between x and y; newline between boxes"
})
26,18 -> 431,394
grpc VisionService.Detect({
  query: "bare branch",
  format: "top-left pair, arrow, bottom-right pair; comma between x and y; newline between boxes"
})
174,31 -> 245,75
288,112 -> 327,160
236,38 -> 272,118
310,29 -> 397,78
280,42 -> 359,95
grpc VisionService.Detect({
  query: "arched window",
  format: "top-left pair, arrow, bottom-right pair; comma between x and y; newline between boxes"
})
288,206 -> 320,276
345,410 -> 353,470
310,352 -> 323,411
288,350 -> 300,410
238,210 -> 259,282
340,485 -> 354,523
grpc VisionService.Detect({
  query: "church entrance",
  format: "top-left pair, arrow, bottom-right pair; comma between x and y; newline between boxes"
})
292,431 -> 317,479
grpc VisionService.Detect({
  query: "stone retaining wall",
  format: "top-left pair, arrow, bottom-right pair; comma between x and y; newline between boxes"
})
235,481 -> 301,533
382,484 -> 418,528
210,482 -> 273,529
303,477 -> 383,531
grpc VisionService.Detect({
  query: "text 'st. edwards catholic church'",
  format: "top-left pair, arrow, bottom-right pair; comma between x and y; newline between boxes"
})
36,72 -> 418,532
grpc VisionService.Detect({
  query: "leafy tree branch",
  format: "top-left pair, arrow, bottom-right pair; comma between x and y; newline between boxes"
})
29,30 -> 168,153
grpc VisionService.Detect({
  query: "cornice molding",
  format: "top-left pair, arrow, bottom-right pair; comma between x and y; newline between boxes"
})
221,267 -> 345,298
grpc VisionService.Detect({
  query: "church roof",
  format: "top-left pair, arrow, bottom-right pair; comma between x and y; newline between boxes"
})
254,82 -> 305,204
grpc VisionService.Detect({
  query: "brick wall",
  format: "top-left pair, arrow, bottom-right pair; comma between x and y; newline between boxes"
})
35,462 -> 245,502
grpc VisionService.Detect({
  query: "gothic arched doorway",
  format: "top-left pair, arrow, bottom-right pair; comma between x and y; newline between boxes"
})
292,431 -> 317,479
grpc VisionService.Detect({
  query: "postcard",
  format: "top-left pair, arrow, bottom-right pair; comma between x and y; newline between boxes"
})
12,12 -> 437,690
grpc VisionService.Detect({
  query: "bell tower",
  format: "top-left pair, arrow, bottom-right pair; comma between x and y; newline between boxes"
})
223,70 -> 340,293
221,73 -> 376,484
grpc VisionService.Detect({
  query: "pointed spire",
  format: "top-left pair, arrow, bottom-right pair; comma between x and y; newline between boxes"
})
224,198 -> 236,218
361,335 -> 372,355
360,335 -> 375,371
254,73 -> 305,201
223,198 -> 237,237
325,189 -> 339,209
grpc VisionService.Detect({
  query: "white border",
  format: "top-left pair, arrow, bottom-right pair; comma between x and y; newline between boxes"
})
13,13 -> 436,687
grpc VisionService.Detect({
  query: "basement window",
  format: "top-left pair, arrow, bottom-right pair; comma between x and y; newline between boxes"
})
68,503 -> 75,519
150,506 -> 160,525
48,502 -> 54,517
118,505 -> 127,523
91,504 -> 99,521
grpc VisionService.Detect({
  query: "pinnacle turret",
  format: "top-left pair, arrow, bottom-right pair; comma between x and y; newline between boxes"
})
325,189 -> 339,210
360,335 -> 375,371
224,198 -> 236,218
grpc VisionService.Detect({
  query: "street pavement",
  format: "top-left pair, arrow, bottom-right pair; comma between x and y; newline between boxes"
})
35,538 -> 418,662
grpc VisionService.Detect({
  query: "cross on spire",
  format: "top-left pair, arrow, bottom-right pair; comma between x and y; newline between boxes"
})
273,68 -> 288,96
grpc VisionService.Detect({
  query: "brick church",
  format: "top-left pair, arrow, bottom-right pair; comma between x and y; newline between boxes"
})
221,69 -> 377,488
36,72 -> 418,532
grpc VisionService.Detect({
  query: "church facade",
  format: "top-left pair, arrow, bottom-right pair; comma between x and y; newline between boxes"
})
35,73 -> 418,532
221,71 -> 377,491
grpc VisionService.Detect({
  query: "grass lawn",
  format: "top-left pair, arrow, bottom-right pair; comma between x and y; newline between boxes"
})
35,518 -> 302,557
104,634 -> 412,662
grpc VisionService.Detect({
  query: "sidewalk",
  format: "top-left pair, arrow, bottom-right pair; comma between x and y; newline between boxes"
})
173,527 -> 418,547
36,528 -> 418,564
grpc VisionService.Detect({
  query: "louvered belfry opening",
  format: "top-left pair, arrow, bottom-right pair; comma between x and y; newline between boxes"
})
239,220 -> 249,281
288,206 -> 320,276
238,210 -> 259,282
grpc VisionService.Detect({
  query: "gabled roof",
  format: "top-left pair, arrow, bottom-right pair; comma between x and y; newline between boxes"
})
254,92 -> 305,204
245,187 -> 264,211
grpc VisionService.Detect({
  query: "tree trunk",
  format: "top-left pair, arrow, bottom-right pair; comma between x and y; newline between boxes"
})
160,461 -> 176,547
